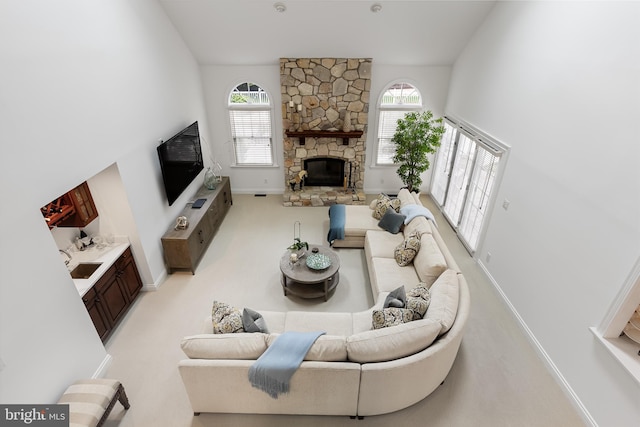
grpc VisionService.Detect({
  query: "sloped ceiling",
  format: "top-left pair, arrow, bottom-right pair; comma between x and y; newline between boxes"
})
158,0 -> 496,66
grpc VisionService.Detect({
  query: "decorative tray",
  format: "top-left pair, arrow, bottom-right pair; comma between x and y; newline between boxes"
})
306,253 -> 332,270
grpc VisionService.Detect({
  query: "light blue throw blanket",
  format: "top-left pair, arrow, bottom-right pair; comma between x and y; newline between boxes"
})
248,331 -> 325,399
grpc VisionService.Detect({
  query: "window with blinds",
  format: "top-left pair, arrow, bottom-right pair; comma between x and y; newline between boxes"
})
430,119 -> 507,254
375,82 -> 422,165
228,82 -> 274,166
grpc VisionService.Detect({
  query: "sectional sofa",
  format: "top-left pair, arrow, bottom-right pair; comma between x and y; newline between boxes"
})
178,189 -> 470,417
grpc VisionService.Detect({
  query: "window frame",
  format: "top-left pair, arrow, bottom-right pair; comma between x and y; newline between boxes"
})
372,80 -> 424,167
430,115 -> 509,256
227,81 -> 278,168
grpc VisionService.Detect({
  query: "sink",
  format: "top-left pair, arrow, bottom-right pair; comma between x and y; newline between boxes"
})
70,263 -> 103,279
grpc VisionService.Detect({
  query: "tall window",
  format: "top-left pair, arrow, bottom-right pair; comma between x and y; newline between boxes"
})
375,82 -> 422,165
228,82 -> 274,166
431,118 -> 507,254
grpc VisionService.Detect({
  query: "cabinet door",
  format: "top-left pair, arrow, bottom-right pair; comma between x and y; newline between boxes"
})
95,266 -> 129,326
59,181 -> 99,227
82,288 -> 111,341
186,220 -> 213,269
116,248 -> 143,301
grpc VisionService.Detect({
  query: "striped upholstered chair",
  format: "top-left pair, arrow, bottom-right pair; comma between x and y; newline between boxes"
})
57,379 -> 130,427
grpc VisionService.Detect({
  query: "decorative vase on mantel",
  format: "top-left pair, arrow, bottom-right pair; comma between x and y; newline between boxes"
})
204,167 -> 217,190
343,110 -> 352,132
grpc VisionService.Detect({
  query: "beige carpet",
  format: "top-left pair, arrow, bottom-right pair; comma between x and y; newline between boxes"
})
103,194 -> 587,427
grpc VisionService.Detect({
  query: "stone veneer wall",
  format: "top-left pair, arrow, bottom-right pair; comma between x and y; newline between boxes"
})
280,58 -> 371,205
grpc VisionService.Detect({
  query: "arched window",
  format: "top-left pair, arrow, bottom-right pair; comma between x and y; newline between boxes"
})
375,82 -> 423,165
228,82 -> 274,166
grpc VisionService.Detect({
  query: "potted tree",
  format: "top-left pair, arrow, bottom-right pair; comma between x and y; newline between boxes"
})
392,111 -> 445,192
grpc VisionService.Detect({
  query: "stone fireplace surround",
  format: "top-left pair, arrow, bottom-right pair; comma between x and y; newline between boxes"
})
280,58 -> 370,207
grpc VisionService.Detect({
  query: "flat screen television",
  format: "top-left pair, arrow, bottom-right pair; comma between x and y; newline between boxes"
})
157,121 -> 204,206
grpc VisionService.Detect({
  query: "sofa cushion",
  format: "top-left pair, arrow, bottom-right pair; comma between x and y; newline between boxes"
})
372,194 -> 401,220
181,333 -> 268,359
285,311 -> 353,336
425,269 -> 460,335
394,232 -> 421,266
404,215 -> 433,238
406,283 -> 431,320
397,188 -> 417,207
377,209 -> 405,234
369,257 -> 421,296
346,318 -> 442,363
267,334 -> 347,361
343,205 -> 382,237
212,301 -> 244,334
365,230 -> 404,259
413,233 -> 447,287
242,308 -> 269,333
372,308 -> 413,329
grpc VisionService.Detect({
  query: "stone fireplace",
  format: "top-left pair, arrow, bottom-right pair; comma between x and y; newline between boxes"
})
280,58 -> 370,206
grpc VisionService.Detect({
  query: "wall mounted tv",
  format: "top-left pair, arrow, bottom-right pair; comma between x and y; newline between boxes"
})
157,121 -> 204,206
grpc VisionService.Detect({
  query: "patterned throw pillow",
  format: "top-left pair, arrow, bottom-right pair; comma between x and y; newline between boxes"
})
372,193 -> 401,220
372,308 -> 414,329
211,301 -> 244,334
394,232 -> 421,266
406,283 -> 431,320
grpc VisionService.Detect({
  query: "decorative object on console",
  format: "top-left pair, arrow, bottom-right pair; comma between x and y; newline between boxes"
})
175,216 -> 189,230
392,111 -> 445,192
203,167 -> 217,190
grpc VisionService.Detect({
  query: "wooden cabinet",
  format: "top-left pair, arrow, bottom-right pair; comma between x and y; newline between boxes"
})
82,246 -> 143,343
161,177 -> 232,274
42,181 -> 98,229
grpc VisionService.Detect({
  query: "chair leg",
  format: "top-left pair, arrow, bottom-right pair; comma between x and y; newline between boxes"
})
117,384 -> 131,410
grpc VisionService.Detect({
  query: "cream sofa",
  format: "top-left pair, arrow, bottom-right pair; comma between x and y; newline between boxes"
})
178,189 -> 470,417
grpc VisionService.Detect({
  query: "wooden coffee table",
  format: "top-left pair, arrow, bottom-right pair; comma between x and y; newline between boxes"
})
279,245 -> 340,301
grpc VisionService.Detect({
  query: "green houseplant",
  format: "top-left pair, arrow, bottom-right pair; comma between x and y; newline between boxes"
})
392,111 -> 445,192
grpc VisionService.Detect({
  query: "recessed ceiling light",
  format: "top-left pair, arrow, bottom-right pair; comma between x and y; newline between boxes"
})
274,2 -> 286,13
370,3 -> 382,13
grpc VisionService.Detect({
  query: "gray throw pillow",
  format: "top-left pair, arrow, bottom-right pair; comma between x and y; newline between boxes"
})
242,308 -> 269,333
378,209 -> 406,234
383,286 -> 407,309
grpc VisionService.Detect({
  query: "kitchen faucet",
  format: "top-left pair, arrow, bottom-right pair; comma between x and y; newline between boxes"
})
59,249 -> 72,265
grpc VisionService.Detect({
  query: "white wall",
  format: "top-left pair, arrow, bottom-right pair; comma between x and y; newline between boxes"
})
446,2 -> 640,426
0,0 -> 208,402
200,63 -> 450,195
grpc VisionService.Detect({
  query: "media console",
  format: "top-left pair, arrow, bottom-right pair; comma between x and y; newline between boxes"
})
161,177 -> 232,274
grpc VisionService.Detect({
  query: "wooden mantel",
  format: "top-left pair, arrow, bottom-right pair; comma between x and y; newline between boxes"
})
285,130 -> 364,145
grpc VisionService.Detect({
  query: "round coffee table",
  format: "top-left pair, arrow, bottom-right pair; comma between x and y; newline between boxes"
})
279,244 -> 340,301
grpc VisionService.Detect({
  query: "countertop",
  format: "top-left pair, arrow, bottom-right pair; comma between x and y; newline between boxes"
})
65,240 -> 130,297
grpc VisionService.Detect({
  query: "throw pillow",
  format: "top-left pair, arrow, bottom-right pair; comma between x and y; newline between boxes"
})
372,193 -> 401,219
394,232 -> 421,266
383,286 -> 407,308
378,209 -> 406,234
372,308 -> 414,329
406,282 -> 431,320
242,308 -> 269,333
211,301 -> 244,334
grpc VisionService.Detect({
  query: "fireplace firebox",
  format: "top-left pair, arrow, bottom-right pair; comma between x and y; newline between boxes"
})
303,158 -> 345,187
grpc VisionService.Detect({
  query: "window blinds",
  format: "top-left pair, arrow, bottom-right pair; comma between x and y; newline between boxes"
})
229,109 -> 273,165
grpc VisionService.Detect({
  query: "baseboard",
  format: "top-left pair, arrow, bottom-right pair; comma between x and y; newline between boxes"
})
92,354 -> 112,379
476,260 -> 598,427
